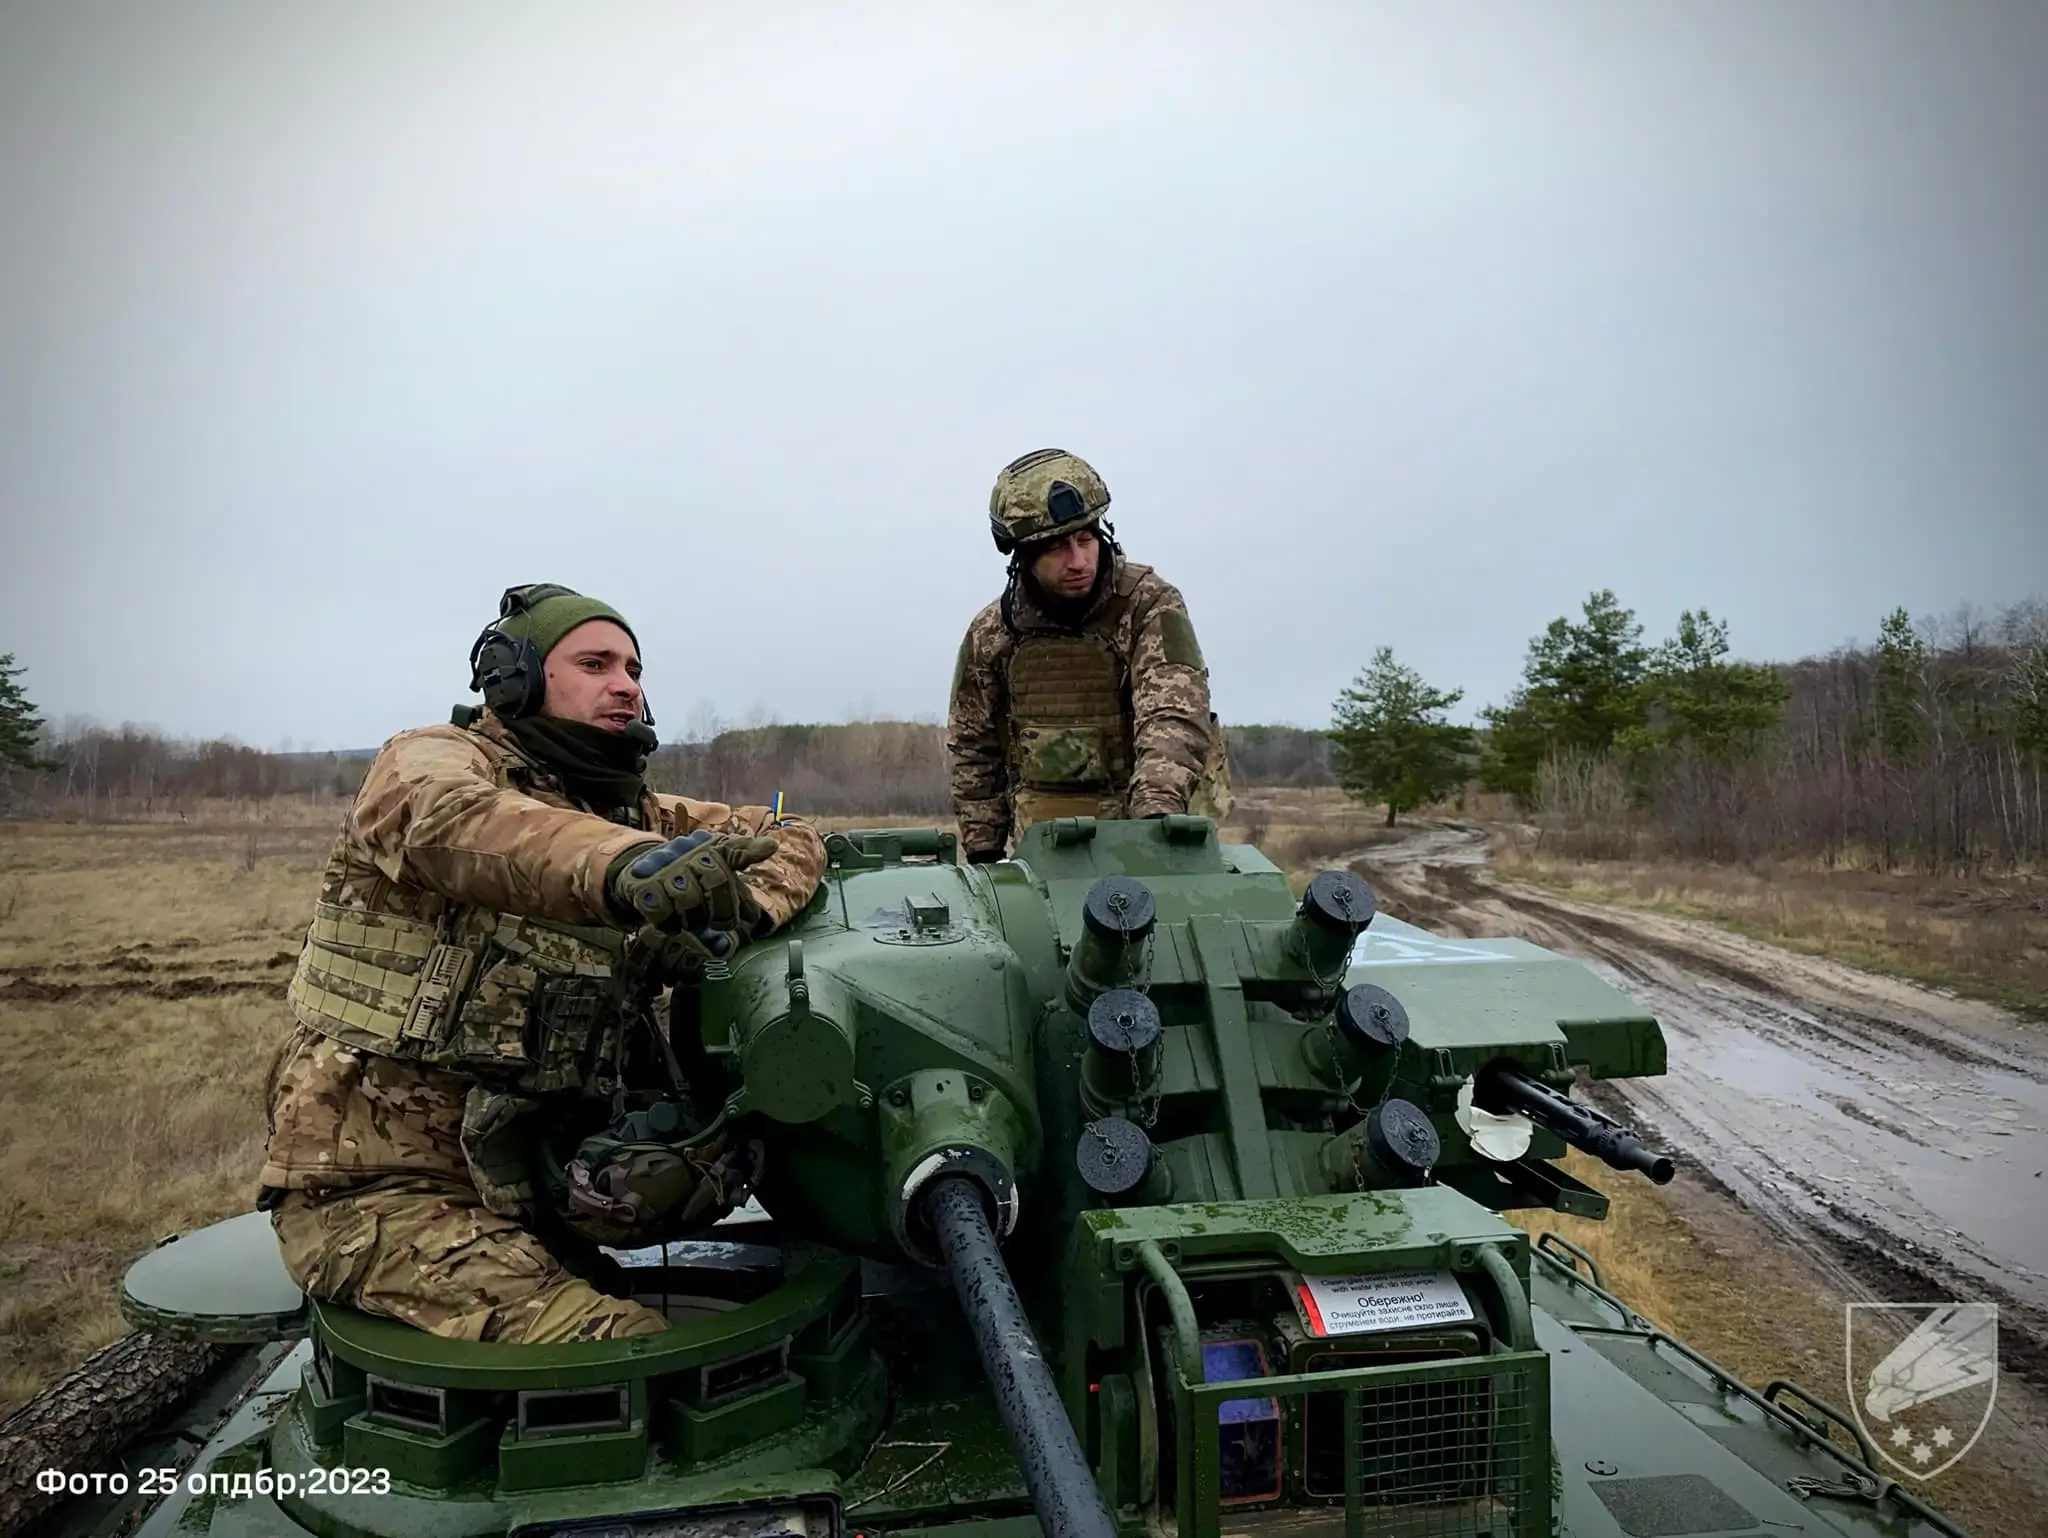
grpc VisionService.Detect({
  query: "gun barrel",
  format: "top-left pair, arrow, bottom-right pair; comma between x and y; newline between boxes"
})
924,1177 -> 1119,1538
1478,1066 -> 1675,1184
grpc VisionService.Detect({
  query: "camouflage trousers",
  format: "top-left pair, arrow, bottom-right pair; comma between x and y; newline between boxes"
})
271,1174 -> 670,1344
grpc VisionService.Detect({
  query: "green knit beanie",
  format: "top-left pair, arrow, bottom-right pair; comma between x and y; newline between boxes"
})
492,583 -> 639,660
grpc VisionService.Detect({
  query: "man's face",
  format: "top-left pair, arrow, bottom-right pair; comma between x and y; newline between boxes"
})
542,619 -> 644,732
1028,528 -> 1101,600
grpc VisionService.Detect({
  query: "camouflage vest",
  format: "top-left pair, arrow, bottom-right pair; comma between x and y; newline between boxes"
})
1001,565 -> 1140,829
283,737 -> 631,1099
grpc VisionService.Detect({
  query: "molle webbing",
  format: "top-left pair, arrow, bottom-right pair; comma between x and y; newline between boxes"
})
286,902 -> 625,1076
483,915 -> 622,972
1004,633 -> 1133,790
287,903 -> 453,1044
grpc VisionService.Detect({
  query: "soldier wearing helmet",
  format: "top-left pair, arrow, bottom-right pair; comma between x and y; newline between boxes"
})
257,583 -> 827,1343
946,449 -> 1231,862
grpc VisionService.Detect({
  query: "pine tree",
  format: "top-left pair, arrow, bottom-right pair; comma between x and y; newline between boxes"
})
1327,647 -> 1477,826
2015,641 -> 2048,759
1872,608 -> 1926,763
0,653 -> 51,772
1635,610 -> 1787,762
1479,590 -> 1651,799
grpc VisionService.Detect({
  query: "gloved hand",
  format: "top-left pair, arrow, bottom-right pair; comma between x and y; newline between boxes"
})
648,924 -> 739,977
965,848 -> 1004,866
563,1120 -> 768,1246
605,829 -> 778,934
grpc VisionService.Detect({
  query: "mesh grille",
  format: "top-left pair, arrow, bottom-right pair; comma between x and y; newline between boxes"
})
1178,1350 -> 1550,1538
1307,1369 -> 1520,1511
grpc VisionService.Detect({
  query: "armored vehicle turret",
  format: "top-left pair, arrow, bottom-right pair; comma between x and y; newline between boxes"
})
110,816 -> 1971,1537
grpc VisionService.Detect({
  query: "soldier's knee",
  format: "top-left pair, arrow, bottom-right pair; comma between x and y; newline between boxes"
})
268,1178 -> 669,1345
504,1278 -> 671,1344
270,1189 -> 382,1303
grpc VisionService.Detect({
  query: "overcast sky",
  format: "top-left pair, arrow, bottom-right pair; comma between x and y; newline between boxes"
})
3,1 -> 2044,751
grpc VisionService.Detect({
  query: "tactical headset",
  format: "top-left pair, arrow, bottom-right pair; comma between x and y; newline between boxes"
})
467,583 -> 658,746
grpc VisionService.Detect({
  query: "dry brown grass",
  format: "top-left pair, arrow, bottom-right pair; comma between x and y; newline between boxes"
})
1492,835 -> 2048,1020
0,813 -> 340,1414
12,790 -> 354,828
1503,1151 -> 1831,1388
1218,786 -> 1471,892
1505,1152 -> 2042,1536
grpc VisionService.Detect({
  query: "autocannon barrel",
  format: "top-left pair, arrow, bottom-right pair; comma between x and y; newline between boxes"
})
924,1178 -> 1119,1538
1475,1063 -> 1675,1184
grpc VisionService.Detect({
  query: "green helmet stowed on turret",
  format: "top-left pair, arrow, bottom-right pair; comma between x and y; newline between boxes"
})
988,448 -> 1112,556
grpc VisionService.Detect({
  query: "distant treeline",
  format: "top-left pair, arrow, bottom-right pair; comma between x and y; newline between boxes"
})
0,716 -> 1336,820
1467,595 -> 2048,872
660,720 -> 1336,814
5,727 -> 369,812
11,595 -> 2043,877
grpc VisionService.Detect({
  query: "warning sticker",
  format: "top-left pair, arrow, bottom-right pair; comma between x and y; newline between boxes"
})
1296,1270 -> 1475,1336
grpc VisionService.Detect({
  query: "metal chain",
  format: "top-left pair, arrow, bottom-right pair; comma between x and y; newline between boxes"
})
1125,1037 -> 1161,1129
1108,888 -> 1152,991
1305,946 -> 1347,998
1345,1065 -> 1402,1193
1309,881 -> 1358,995
1333,886 -> 1393,1193
1107,890 -> 1160,1123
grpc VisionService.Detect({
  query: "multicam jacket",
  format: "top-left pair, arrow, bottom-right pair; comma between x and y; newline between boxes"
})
259,712 -> 826,1201
945,555 -> 1229,858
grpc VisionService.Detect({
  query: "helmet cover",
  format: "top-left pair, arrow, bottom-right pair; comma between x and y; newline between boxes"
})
988,449 -> 1111,554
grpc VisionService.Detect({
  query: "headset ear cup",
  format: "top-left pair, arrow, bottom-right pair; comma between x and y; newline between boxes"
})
469,629 -> 544,718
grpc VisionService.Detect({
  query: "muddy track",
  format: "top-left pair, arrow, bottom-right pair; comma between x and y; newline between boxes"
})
0,975 -> 288,1002
0,948 -> 297,1003
1351,824 -> 2048,1401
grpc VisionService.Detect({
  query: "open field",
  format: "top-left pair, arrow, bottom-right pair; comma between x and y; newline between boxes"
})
0,816 -> 334,1415
4,788 -> 2043,1533
1491,833 -> 2048,1021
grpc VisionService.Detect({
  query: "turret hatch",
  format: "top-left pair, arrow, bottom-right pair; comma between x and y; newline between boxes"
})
121,1209 -> 308,1343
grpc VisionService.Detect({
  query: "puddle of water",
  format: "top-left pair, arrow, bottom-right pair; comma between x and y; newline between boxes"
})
1370,874 -> 2048,1320
1644,986 -> 2048,1311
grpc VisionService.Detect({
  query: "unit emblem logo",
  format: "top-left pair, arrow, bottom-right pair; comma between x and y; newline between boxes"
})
1846,1301 -> 1997,1478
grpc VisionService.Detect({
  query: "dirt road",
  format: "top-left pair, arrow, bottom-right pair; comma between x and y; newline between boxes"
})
1351,823 -> 2048,1394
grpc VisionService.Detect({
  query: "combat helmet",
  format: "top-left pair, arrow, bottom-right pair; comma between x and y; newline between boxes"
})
988,448 -> 1111,556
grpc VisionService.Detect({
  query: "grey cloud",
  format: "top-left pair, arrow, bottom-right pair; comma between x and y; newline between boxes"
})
2,1 -> 2043,748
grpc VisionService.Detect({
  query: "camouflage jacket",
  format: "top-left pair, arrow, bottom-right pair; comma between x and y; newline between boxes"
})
260,713 -> 826,1197
945,556 -> 1217,856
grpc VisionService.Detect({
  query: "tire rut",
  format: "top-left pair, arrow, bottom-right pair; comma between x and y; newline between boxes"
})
1351,824 -> 2048,1401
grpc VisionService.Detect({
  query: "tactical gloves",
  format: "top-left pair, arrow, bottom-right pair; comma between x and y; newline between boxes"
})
563,1118 -> 767,1247
605,829 -> 777,940
648,925 -> 740,971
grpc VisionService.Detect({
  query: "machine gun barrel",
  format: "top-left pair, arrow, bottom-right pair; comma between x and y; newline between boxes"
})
1476,1064 -> 1675,1184
923,1177 -> 1118,1538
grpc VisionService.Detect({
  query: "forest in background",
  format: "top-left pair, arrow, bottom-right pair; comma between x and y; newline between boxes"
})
4,592 -> 2043,873
0,709 -> 1334,820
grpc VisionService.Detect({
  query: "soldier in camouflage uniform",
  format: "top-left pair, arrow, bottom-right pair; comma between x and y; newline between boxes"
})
258,584 -> 827,1344
946,449 -> 1231,863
